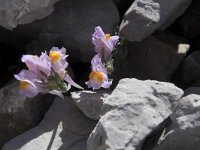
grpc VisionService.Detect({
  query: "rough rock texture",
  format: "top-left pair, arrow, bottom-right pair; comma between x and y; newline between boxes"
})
3,96 -> 97,150
71,90 -> 111,120
179,0 -> 200,39
0,81 -> 53,148
119,0 -> 192,41
87,78 -> 183,150
112,31 -> 189,88
153,87 -> 200,150
0,0 -> 119,62
0,0 -> 60,30
171,51 -> 200,89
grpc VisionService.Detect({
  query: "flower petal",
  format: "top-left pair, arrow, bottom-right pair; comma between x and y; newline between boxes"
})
64,74 -> 83,90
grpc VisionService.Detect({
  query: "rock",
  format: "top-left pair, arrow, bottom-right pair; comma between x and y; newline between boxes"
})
0,0 -> 60,30
112,31 -> 189,88
179,0 -> 200,39
71,90 -> 111,120
119,0 -> 192,41
0,0 -> 119,62
0,81 -> 53,147
87,78 -> 183,150
3,96 -> 97,150
171,51 -> 200,89
153,87 -> 200,150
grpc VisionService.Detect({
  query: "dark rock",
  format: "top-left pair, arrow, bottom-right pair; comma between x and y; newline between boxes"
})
119,0 -> 192,41
112,31 -> 189,88
0,81 -> 53,147
3,96 -> 97,150
171,50 -> 200,89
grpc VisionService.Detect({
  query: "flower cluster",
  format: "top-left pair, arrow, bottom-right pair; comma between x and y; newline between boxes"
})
85,26 -> 119,90
14,47 -> 83,98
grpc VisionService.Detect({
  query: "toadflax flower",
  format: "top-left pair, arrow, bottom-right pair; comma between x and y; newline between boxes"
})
92,26 -> 119,60
14,47 -> 83,98
85,54 -> 112,90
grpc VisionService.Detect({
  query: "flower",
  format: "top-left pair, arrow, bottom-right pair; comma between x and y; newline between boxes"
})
92,26 -> 119,60
85,54 -> 112,90
15,47 -> 83,98
14,70 -> 40,97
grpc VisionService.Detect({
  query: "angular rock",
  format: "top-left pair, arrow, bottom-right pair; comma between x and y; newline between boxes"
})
0,81 -> 53,147
71,90 -> 111,120
119,0 -> 192,41
112,31 -> 189,87
87,78 -> 183,150
171,51 -> 200,89
153,87 -> 200,150
0,0 -> 119,62
3,96 -> 97,150
0,0 -> 60,30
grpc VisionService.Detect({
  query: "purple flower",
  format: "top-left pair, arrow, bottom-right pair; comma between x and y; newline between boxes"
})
85,54 -> 112,90
15,47 -> 83,98
22,53 -> 51,77
92,26 -> 119,59
14,70 -> 40,97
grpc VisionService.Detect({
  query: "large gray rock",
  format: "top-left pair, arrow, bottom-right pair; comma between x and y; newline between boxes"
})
71,90 -> 111,120
0,81 -> 53,148
0,0 -> 119,62
172,51 -> 200,89
153,87 -> 200,150
3,96 -> 97,150
87,78 -> 183,150
119,0 -> 192,41
112,31 -> 189,87
0,0 -> 60,30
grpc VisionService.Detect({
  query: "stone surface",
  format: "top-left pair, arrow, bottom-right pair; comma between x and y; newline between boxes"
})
171,51 -> 200,89
0,81 -> 53,148
119,0 -> 192,41
71,90 -> 111,120
112,31 -> 189,88
87,78 -> 183,150
153,87 -> 200,150
0,0 -> 60,30
3,96 -> 97,150
179,0 -> 200,39
0,0 -> 119,62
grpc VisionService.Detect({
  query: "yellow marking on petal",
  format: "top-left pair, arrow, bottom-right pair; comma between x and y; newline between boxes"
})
49,50 -> 61,63
19,81 -> 29,90
89,71 -> 96,81
105,34 -> 110,40
96,71 -> 104,83
89,71 -> 104,83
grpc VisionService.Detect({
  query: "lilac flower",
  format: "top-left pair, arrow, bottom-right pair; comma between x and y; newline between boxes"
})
15,47 -> 83,98
85,54 -> 112,90
14,70 -> 40,97
21,53 -> 51,77
92,26 -> 119,59
48,47 -> 83,89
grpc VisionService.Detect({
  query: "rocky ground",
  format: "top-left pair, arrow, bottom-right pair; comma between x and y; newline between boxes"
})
0,0 -> 200,149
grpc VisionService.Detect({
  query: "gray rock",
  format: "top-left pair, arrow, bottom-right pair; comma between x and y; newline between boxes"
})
119,0 -> 192,41
71,90 -> 111,120
0,0 -> 119,62
171,51 -> 200,89
153,87 -> 200,150
3,96 -> 97,150
0,0 -> 60,30
112,31 -> 189,87
0,81 -> 53,148
87,78 -> 183,150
